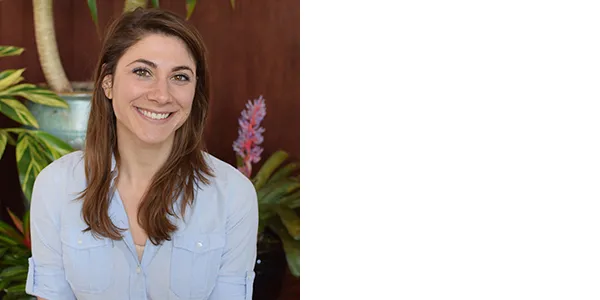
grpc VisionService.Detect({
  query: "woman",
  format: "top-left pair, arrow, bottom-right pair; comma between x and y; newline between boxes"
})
25,8 -> 258,300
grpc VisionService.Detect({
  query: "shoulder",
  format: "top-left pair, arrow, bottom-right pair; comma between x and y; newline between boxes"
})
36,150 -> 85,184
34,150 -> 85,198
201,153 -> 257,210
203,152 -> 255,193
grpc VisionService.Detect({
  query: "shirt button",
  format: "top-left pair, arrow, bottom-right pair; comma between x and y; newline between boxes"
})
77,240 -> 82,244
197,242 -> 203,248
136,266 -> 141,274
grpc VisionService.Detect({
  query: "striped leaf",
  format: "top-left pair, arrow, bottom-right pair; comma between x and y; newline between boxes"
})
0,46 -> 24,57
16,133 -> 51,201
1,83 -> 67,108
186,0 -> 197,20
0,98 -> 39,128
0,130 -> 7,160
29,130 -> 74,161
150,0 -> 159,7
0,69 -> 25,91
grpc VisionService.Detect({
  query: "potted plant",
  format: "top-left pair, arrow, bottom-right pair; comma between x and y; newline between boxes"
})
232,96 -> 300,300
28,0 -> 201,149
0,45 -> 74,299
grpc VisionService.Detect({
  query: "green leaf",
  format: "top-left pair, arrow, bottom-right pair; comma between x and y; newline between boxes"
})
0,98 -> 38,128
2,252 -> 28,266
275,206 -> 300,240
0,266 -> 27,279
22,210 -> 30,248
267,218 -> 300,277
0,69 -> 25,91
0,130 -> 7,160
0,235 -> 18,246
0,221 -> 23,245
16,133 -> 51,201
5,284 -> 26,293
259,178 -> 300,205
267,162 -> 299,184
253,150 -> 289,190
0,279 -> 6,292
1,83 -> 67,108
280,190 -> 300,209
185,0 -> 197,20
28,130 -> 74,161
86,0 -> 99,36
0,46 -> 24,58
150,0 -> 159,7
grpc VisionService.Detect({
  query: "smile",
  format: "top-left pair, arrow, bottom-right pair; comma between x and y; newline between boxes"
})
135,107 -> 175,121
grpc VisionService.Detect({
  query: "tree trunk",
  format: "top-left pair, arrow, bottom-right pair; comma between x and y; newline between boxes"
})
32,0 -> 72,93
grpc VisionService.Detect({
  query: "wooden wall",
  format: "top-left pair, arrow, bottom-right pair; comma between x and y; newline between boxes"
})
0,1 -> 299,211
0,0 -> 299,298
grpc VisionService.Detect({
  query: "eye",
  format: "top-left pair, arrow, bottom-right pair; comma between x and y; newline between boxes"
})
133,68 -> 151,77
172,74 -> 190,82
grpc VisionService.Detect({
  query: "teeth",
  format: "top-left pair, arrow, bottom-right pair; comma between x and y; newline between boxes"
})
138,108 -> 171,120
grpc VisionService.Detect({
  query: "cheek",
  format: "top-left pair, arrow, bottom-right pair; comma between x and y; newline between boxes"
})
175,88 -> 195,111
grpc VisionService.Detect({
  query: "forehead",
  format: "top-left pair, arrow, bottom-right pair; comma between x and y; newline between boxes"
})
118,33 -> 196,70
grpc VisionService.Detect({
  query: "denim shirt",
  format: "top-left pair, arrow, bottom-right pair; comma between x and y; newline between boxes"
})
25,151 -> 258,300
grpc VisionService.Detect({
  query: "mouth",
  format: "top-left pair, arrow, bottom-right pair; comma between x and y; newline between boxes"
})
134,106 -> 176,121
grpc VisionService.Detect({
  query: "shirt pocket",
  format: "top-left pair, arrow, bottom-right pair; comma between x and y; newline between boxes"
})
170,232 -> 226,299
61,229 -> 113,294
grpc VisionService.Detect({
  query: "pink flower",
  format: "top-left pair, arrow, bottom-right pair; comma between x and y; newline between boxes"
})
233,95 -> 266,177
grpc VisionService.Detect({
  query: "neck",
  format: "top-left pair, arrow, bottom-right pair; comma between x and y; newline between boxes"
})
115,127 -> 173,189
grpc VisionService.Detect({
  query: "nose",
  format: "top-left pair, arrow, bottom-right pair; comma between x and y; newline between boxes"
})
148,77 -> 171,104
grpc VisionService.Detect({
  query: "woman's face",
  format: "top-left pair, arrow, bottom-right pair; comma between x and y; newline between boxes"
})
103,33 -> 196,146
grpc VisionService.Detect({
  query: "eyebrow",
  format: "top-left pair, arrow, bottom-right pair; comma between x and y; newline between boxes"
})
127,58 -> 195,74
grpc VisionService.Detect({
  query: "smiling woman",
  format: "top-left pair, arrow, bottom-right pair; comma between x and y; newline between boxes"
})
25,8 -> 258,300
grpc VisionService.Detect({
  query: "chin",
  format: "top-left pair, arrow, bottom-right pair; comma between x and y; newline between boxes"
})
135,131 -> 175,146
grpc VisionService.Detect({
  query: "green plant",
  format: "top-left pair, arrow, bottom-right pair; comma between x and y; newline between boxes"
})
0,210 -> 31,300
252,151 -> 300,277
33,0 -> 208,94
233,96 -> 300,277
0,45 -> 74,298
0,46 -> 74,202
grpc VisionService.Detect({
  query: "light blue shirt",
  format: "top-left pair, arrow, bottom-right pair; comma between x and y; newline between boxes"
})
25,151 -> 258,300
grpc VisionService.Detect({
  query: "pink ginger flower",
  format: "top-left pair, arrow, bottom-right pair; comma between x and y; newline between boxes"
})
233,95 -> 266,177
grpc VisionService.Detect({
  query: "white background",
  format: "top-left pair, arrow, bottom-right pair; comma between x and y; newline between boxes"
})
302,0 -> 600,299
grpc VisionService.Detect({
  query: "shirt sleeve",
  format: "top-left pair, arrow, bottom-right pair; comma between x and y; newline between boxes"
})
208,175 -> 259,300
25,166 -> 76,300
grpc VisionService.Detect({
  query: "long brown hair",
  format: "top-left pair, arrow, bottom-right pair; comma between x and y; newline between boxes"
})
79,8 -> 214,245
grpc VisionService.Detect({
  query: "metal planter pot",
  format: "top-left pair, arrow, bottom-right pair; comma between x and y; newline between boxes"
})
27,83 -> 92,150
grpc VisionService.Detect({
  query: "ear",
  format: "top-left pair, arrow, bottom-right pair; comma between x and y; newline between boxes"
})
102,75 -> 113,99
